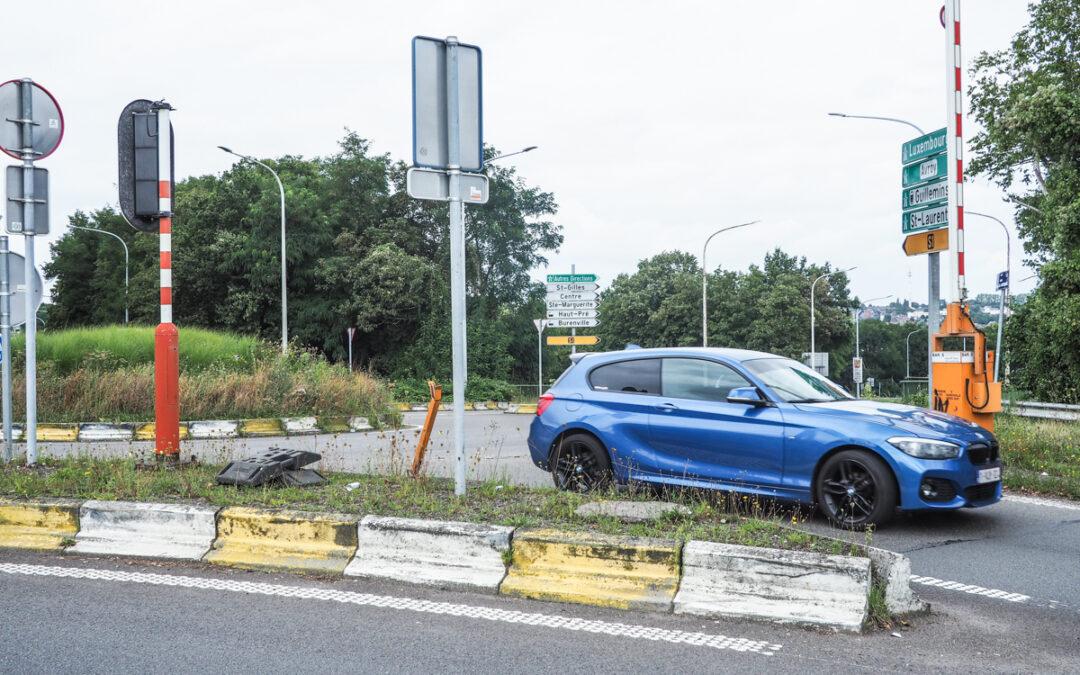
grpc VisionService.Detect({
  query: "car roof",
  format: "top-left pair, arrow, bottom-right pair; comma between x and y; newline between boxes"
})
568,346 -> 780,365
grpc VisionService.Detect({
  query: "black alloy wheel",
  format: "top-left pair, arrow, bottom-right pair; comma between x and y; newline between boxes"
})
815,449 -> 897,529
551,433 -> 613,492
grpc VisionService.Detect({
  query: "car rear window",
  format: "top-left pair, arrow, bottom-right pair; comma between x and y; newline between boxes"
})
589,359 -> 660,395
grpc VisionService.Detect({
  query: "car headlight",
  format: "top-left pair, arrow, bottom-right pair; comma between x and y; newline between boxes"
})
888,436 -> 960,459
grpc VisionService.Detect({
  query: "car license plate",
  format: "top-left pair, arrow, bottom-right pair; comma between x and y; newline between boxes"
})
977,467 -> 1001,484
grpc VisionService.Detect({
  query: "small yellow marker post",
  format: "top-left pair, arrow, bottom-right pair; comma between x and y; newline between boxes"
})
410,380 -> 442,477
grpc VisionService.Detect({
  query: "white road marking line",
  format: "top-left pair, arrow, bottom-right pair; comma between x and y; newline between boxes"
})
909,575 -> 1031,603
1005,494 -> 1080,512
0,563 -> 781,656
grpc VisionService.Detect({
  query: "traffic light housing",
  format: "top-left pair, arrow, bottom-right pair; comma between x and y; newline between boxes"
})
118,99 -> 173,232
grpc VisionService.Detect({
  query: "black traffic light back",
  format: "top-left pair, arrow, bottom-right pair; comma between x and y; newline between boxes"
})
118,99 -> 174,232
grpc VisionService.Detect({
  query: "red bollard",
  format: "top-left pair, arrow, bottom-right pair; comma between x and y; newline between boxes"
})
155,322 -> 180,458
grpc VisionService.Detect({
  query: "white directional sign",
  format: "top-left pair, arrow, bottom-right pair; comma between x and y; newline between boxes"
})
547,300 -> 595,311
548,318 -> 598,328
547,309 -> 597,320
545,282 -> 598,293
545,290 -> 597,302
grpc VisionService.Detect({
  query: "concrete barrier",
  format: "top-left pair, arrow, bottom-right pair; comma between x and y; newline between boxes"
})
188,420 -> 240,439
867,546 -> 930,616
205,507 -> 358,575
36,424 -> 79,442
72,500 -> 218,560
0,500 -> 80,550
674,541 -> 871,632
134,422 -> 190,441
283,417 -> 319,435
506,403 -> 537,414
344,516 -> 512,592
347,416 -> 372,432
500,529 -> 681,611
239,418 -> 284,437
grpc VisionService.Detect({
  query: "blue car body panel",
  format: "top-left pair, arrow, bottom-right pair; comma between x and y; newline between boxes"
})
527,347 -> 1002,512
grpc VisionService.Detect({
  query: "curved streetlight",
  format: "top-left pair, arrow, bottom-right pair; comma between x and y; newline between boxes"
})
967,210 -> 1011,382
852,294 -> 892,398
810,266 -> 856,373
827,112 -> 925,136
218,146 -> 288,353
701,220 -> 760,347
485,145 -> 538,165
906,327 -> 924,380
70,226 -> 129,324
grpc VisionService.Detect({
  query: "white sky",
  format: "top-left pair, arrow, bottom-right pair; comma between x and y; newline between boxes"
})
1,0 -> 1034,303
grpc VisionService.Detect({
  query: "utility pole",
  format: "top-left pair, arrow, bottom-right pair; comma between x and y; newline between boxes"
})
701,220 -> 759,347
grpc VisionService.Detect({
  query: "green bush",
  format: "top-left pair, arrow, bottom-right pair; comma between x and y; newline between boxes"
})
390,376 -> 518,403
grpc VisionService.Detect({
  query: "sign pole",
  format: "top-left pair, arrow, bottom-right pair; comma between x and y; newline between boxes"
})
945,0 -> 964,303
19,80 -> 38,466
446,35 -> 467,496
0,236 -> 9,463
570,264 -> 576,356
538,324 -> 543,396
927,252 -> 940,404
154,104 -> 180,461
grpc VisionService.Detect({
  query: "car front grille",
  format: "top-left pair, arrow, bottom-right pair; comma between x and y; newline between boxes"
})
964,482 -> 999,503
966,441 -> 999,465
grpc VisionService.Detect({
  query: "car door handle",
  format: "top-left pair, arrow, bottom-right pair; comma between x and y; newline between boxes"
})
655,402 -> 679,412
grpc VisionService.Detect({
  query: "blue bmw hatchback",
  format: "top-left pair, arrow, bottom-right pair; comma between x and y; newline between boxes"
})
528,347 -> 1002,528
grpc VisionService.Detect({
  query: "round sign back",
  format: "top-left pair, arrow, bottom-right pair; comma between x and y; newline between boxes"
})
0,79 -> 65,160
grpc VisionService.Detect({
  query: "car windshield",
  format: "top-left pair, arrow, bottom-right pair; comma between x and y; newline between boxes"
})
742,357 -> 852,403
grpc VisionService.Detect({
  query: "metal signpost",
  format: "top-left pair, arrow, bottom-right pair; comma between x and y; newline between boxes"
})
0,242 -> 43,461
411,36 -> 484,496
1,78 -> 63,466
533,319 -> 548,396
117,98 -> 179,460
901,127 -> 948,408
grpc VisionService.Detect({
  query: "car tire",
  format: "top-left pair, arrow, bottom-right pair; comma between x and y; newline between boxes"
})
551,432 -> 613,493
814,449 -> 897,529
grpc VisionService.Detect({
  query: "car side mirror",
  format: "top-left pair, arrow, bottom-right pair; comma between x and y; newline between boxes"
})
727,387 -> 768,406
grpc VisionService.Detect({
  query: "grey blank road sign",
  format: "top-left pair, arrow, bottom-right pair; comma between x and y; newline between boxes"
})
2,250 -> 43,327
412,36 -> 483,172
5,166 -> 48,234
0,80 -> 64,160
407,167 -> 489,204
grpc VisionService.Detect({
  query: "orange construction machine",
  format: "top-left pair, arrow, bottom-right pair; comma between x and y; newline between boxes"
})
931,302 -> 1002,431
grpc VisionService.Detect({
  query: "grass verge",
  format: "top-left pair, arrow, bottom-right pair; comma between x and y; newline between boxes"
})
996,414 -> 1080,500
0,457 -> 860,556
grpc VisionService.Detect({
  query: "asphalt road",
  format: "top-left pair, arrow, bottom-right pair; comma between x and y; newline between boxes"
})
19,409 -> 1079,670
1,550 -> 1077,674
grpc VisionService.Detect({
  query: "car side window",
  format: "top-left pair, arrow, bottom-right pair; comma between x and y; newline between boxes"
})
589,359 -> 661,395
662,358 -> 751,402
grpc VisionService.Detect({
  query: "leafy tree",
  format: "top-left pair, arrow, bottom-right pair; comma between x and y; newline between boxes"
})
969,0 -> 1080,402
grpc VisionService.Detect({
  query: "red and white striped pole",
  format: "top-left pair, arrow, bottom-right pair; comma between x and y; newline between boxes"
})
945,0 -> 965,302
155,104 -> 180,459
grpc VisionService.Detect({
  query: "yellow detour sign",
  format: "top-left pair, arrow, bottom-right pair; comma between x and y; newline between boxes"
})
547,335 -> 600,346
903,229 -> 949,256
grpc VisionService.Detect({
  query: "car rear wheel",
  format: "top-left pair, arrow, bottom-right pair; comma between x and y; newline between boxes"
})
551,433 -> 613,492
815,449 -> 897,529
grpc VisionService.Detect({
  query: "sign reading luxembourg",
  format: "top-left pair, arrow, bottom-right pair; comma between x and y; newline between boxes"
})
901,127 -> 949,236
901,128 -> 948,164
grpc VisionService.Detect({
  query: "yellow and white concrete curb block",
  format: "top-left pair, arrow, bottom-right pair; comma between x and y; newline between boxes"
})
204,507 -> 358,575
505,403 -> 537,414
283,417 -> 319,435
134,422 -> 191,441
344,516 -> 512,593
238,418 -> 284,437
72,500 -> 218,561
37,424 -> 80,442
0,500 -> 80,550
674,541 -> 872,633
499,528 -> 681,612
188,420 -> 240,440
78,423 -> 135,442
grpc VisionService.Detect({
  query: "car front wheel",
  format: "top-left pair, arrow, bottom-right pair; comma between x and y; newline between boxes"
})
815,449 -> 897,529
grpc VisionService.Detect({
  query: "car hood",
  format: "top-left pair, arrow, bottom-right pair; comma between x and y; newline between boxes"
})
792,399 -> 993,443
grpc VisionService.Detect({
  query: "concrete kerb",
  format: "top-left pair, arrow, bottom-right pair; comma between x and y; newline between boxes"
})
674,541 -> 872,633
204,507 -> 359,575
72,500 -> 218,560
344,515 -> 513,593
0,499 -> 81,550
500,528 -> 682,612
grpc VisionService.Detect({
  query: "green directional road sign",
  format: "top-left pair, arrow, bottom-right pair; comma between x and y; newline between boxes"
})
902,177 -> 948,210
902,154 -> 948,187
546,273 -> 597,283
901,128 -> 947,164
902,202 -> 949,234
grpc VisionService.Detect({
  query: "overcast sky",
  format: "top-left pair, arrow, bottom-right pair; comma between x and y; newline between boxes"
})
2,0 -> 1034,305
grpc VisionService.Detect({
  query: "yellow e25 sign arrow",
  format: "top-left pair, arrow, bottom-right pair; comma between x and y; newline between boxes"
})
902,229 -> 949,256
546,335 -> 599,346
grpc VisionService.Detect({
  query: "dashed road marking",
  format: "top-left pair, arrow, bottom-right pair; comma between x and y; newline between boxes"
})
910,575 -> 1031,602
1004,494 -> 1080,512
0,563 -> 781,656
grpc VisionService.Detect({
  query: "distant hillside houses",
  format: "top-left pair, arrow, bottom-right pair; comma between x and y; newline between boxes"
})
860,293 -> 1026,328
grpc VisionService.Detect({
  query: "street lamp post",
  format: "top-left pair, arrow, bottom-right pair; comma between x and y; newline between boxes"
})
219,146 -> 288,353
905,327 -> 923,380
967,210 -> 1011,382
484,145 -> 538,165
851,294 -> 892,398
701,220 -> 760,347
70,226 -> 129,324
810,267 -> 856,375
828,112 -> 937,406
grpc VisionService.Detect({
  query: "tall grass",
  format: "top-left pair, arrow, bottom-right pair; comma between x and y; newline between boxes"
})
11,325 -> 267,374
996,414 -> 1080,500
